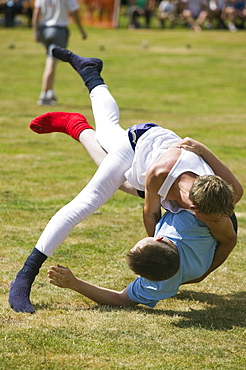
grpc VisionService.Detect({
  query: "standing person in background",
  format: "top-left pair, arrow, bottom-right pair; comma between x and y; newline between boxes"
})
32,0 -> 87,106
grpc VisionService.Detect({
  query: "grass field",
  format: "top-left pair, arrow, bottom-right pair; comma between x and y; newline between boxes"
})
0,24 -> 246,369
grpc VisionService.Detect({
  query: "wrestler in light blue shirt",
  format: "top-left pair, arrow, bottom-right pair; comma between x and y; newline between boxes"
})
127,210 -> 217,308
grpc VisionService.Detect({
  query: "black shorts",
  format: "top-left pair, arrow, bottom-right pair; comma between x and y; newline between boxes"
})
37,25 -> 69,57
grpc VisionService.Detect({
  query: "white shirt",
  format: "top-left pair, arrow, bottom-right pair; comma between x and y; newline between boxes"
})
125,126 -> 214,213
35,0 -> 79,26
125,126 -> 181,191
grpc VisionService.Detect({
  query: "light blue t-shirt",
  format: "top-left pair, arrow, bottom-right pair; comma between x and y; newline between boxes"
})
127,210 -> 217,308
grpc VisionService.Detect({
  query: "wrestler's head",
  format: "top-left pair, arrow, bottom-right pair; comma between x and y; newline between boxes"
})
127,236 -> 180,281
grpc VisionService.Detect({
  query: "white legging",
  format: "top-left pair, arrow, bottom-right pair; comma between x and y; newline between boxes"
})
35,85 -> 134,256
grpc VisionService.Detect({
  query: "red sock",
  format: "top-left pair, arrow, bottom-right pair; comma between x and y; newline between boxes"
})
29,112 -> 94,141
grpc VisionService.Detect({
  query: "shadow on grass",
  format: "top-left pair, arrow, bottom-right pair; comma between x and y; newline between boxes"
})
164,290 -> 246,331
87,290 -> 246,331
35,290 -> 245,331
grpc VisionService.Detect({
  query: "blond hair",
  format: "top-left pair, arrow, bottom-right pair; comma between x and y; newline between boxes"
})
189,175 -> 234,217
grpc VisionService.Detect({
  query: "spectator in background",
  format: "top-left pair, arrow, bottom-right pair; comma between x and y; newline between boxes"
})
3,0 -> 32,27
175,0 -> 187,15
32,0 -> 87,106
127,0 -> 156,28
234,0 -> 246,28
4,0 -> 16,26
223,0 -> 245,31
157,0 -> 178,28
181,0 -> 209,31
208,0 -> 227,29
17,0 -> 33,26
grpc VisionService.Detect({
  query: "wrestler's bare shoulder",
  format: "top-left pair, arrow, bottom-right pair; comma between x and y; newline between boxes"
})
154,148 -> 182,174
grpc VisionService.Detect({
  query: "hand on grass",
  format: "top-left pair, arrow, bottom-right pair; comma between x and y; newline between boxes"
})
48,265 -> 77,289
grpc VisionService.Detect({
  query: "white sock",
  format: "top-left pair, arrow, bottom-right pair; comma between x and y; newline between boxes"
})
47,90 -> 55,99
39,91 -> 47,99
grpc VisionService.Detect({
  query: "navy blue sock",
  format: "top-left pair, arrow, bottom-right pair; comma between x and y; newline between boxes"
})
81,68 -> 105,93
16,248 -> 47,280
9,248 -> 47,313
52,47 -> 104,93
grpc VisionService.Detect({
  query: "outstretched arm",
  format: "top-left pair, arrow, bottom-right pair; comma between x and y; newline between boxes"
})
32,6 -> 42,41
177,137 -> 243,204
48,265 -> 137,307
70,9 -> 87,40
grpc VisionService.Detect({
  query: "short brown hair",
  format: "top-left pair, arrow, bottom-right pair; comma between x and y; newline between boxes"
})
189,175 -> 234,217
127,239 -> 180,281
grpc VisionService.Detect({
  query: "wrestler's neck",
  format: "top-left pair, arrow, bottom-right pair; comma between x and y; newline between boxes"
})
167,172 -> 197,209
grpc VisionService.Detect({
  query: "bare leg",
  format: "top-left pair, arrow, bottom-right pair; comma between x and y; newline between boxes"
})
38,56 -> 58,105
196,11 -> 208,29
41,56 -> 57,92
78,124 -> 107,167
183,9 -> 201,31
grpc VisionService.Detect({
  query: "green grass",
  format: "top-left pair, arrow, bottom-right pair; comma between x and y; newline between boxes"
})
0,25 -> 246,369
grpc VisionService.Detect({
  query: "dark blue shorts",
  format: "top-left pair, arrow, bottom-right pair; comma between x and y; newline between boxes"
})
38,25 -> 69,57
127,123 -> 158,151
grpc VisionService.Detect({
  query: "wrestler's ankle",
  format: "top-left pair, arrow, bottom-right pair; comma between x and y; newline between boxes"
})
67,113 -> 94,141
